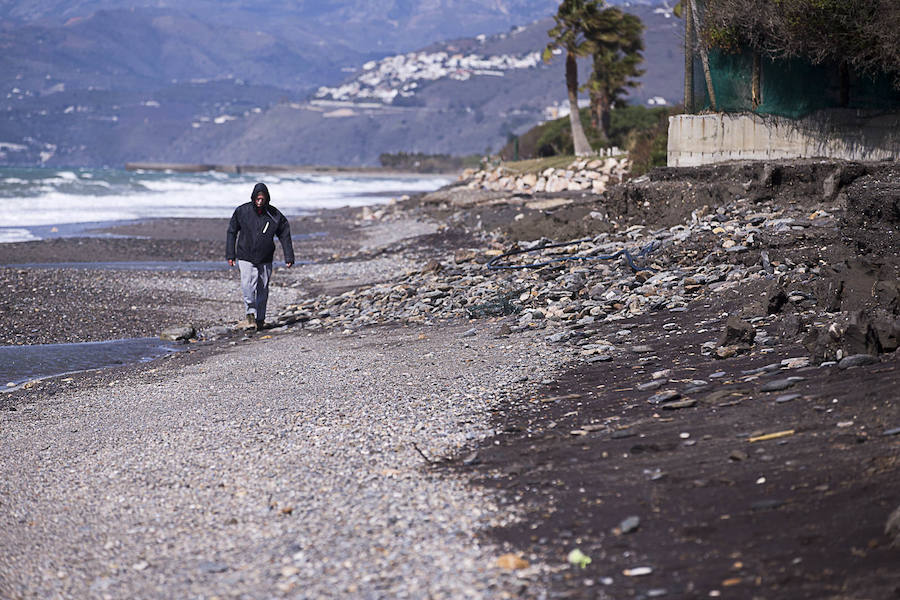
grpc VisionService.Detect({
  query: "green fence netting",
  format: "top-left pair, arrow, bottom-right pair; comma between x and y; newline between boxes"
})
690,50 -> 900,118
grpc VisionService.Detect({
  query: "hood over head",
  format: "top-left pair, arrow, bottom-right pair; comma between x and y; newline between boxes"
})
251,182 -> 270,212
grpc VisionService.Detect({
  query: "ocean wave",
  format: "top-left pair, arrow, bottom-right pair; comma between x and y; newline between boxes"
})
0,228 -> 39,243
0,166 -> 451,230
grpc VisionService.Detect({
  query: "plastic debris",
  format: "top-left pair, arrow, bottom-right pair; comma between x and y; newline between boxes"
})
748,429 -> 795,443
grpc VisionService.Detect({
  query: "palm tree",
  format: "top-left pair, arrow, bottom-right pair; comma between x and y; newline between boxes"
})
585,7 -> 645,144
544,0 -> 604,156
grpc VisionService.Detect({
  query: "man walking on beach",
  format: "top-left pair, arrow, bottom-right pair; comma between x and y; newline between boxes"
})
226,182 -> 294,331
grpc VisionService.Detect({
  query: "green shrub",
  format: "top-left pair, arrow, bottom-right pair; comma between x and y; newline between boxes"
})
501,104 -> 673,162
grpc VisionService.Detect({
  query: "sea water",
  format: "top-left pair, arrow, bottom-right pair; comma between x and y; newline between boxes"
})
0,166 -> 451,384
1,338 -> 183,388
0,166 -> 452,243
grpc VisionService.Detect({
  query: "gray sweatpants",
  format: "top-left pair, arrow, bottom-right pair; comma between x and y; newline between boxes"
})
238,260 -> 273,323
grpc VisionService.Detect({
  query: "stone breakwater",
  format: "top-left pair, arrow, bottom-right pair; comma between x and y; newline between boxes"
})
458,157 -> 632,195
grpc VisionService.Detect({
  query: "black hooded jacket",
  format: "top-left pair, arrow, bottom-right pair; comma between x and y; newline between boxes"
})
226,183 -> 295,265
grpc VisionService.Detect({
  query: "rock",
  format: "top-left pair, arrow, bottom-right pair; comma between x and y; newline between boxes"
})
421,259 -> 443,274
200,325 -> 230,339
520,173 -> 538,188
886,505 -> 900,547
838,354 -> 879,369
775,393 -> 801,403
648,390 -> 680,404
617,516 -> 640,534
766,282 -> 789,315
661,399 -> 697,410
637,380 -> 666,392
198,561 -> 229,574
160,325 -> 195,342
760,379 -> 796,392
715,346 -> 738,359
454,249 -> 480,263
718,316 -> 756,348
729,450 -> 749,461
587,354 -> 612,363
751,499 -> 785,511
804,310 -> 898,363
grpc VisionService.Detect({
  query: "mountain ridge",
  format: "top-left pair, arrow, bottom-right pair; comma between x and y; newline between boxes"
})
0,1 -> 683,167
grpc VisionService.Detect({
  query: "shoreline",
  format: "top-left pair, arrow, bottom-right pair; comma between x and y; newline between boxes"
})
1,160 -> 898,598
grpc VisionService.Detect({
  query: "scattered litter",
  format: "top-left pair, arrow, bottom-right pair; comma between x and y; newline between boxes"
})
496,553 -> 529,570
623,566 -> 653,577
748,429 -> 795,443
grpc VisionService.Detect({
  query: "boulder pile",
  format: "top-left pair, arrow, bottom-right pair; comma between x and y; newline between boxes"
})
272,194 -> 886,365
268,160 -> 899,369
458,157 -> 631,195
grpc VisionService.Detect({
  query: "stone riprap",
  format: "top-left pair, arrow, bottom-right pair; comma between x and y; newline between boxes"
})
458,157 -> 631,195
272,191 -> 897,365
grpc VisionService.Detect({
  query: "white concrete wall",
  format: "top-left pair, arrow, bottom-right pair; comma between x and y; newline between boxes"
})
668,111 -> 900,167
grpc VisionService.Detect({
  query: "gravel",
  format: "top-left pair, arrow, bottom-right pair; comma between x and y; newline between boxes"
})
0,322 -> 559,599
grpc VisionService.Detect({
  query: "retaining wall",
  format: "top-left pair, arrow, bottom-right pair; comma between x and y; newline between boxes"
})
667,110 -> 900,167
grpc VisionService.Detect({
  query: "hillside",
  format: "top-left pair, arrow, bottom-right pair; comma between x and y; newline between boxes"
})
0,1 -> 683,167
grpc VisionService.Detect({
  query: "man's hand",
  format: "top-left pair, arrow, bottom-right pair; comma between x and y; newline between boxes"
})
228,259 -> 235,267
285,262 -> 293,268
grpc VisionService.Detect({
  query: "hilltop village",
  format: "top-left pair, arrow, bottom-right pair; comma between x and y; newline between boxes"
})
314,47 -> 544,105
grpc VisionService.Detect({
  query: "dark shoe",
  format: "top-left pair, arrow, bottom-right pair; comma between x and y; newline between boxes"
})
256,320 -> 266,331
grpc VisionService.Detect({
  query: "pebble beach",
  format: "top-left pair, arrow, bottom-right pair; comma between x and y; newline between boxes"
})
1,159 -> 899,598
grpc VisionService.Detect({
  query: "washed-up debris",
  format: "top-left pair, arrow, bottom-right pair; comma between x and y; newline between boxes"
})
748,429 -> 795,443
496,553 -> 529,570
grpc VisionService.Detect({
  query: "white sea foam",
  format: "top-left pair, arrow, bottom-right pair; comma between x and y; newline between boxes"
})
0,228 -> 39,243
0,167 -> 451,242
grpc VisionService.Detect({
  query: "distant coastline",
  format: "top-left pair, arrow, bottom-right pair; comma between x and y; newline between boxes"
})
123,162 -> 460,177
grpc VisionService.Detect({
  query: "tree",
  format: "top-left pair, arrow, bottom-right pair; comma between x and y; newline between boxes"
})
700,0 -> 900,89
584,7 -> 645,144
544,0 -> 605,156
